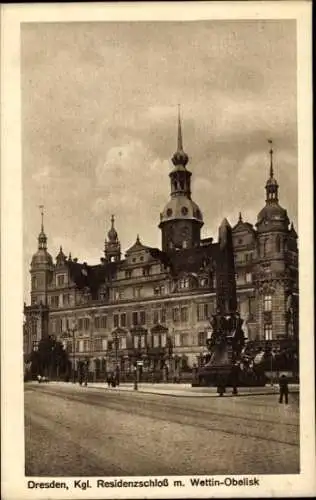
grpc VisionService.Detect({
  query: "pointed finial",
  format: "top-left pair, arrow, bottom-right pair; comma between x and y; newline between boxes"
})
136,234 -> 140,243
68,252 -> 72,260
238,212 -> 243,223
60,246 -> 63,253
111,214 -> 115,227
268,139 -> 274,178
39,204 -> 44,232
177,103 -> 183,151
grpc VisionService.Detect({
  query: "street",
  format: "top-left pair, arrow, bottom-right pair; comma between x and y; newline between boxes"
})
25,382 -> 299,476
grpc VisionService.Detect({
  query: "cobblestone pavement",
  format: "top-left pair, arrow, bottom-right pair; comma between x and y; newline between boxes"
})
25,382 -> 299,477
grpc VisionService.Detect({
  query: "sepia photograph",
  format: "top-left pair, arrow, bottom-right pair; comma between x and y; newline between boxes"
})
1,2 -> 314,499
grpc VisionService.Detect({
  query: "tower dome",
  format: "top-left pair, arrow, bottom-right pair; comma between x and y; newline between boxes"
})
31,206 -> 53,268
256,141 -> 289,230
159,107 -> 204,251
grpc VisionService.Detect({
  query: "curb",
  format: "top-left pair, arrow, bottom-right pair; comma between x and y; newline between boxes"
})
85,385 -> 299,398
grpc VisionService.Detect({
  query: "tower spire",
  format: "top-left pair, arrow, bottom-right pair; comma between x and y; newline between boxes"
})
177,103 -> 183,151
265,139 -> 279,203
39,204 -> 44,232
37,204 -> 47,250
268,139 -> 274,178
172,104 -> 189,167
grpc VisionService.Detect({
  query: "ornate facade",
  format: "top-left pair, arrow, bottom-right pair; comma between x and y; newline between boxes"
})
24,115 -> 299,379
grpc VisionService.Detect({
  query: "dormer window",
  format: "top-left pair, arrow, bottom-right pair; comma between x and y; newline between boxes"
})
125,270 -> 132,279
179,278 -> 190,289
199,277 -> 208,287
143,266 -> 150,277
56,274 -> 65,287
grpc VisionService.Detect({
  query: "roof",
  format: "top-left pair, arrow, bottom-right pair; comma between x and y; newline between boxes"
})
125,236 -> 148,254
66,260 -> 117,298
148,243 -> 218,276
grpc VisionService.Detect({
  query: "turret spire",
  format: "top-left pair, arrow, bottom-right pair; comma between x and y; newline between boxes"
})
265,139 -> 279,203
39,204 -> 44,232
177,103 -> 183,151
172,104 -> 189,167
268,139 -> 274,178
37,204 -> 47,250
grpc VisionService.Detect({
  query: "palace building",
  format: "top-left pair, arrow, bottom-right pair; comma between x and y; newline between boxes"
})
24,113 -> 299,379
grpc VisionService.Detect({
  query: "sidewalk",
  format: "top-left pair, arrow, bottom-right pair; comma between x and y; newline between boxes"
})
60,381 -> 299,398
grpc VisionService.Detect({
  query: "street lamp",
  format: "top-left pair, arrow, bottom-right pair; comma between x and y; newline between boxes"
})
134,363 -> 138,391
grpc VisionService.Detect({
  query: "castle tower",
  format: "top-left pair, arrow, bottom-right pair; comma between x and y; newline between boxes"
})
254,141 -> 298,341
28,206 -> 53,342
159,106 -> 204,252
30,206 -> 53,306
104,215 -> 121,262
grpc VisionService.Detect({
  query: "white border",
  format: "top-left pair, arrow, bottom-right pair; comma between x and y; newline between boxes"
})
1,2 -> 314,499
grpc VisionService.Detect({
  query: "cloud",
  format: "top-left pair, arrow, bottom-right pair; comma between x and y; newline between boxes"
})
22,21 -> 298,303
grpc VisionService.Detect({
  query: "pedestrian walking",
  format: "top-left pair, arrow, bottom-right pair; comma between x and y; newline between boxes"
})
279,374 -> 289,404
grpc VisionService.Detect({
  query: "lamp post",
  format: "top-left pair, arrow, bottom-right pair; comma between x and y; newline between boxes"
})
134,364 -> 138,391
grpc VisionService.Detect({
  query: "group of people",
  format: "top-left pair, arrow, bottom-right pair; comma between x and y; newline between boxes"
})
106,370 -> 120,388
216,373 -> 290,403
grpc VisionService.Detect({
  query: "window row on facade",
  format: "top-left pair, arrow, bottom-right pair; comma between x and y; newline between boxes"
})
65,331 -> 198,353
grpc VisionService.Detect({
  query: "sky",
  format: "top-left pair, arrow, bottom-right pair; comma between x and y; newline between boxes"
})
22,20 -> 298,302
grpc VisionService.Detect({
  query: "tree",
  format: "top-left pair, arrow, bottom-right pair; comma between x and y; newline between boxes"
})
29,336 -> 70,379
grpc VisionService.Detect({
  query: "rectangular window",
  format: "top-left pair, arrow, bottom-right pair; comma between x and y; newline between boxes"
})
125,270 -> 132,279
57,274 -> 65,287
140,336 -> 146,348
95,316 -> 100,329
63,294 -> 69,306
79,340 -> 84,352
173,307 -> 180,322
264,324 -> 273,340
51,319 -> 56,334
264,295 -> 272,312
134,335 -> 139,348
102,338 -> 107,351
84,318 -> 90,330
181,334 -> 189,347
78,318 -> 83,331
197,303 -> 209,321
174,333 -> 181,347
100,316 -> 107,329
245,272 -> 252,284
161,333 -> 166,347
181,306 -> 188,323
153,334 -> 159,348
120,313 -> 126,328
132,312 -> 138,326
94,338 -> 102,351
198,331 -> 206,346
161,308 -> 166,324
67,340 -> 72,352
153,310 -> 159,325
120,337 -> 126,349
51,295 -> 59,308
113,314 -> 119,328
139,311 -> 146,325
